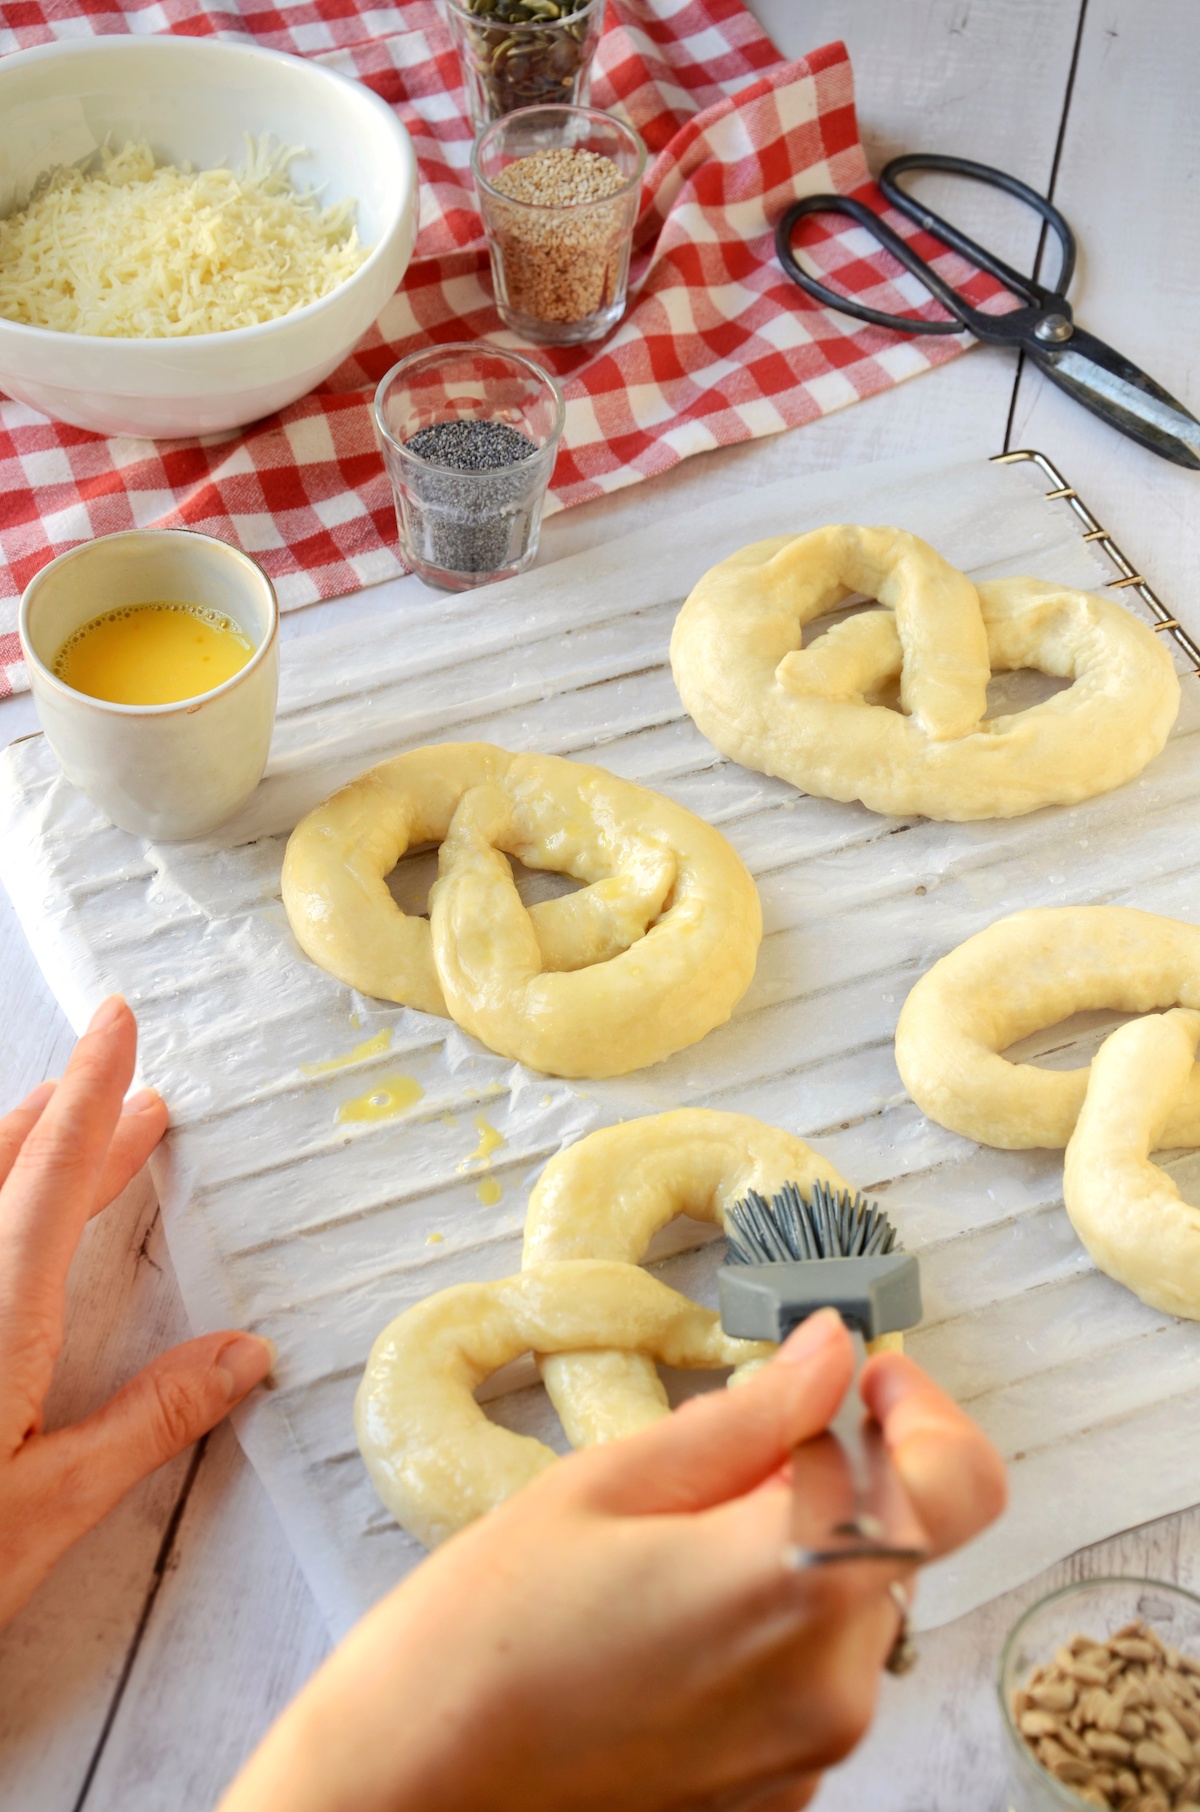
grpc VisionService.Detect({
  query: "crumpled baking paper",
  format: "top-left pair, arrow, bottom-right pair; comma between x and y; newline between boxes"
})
3,448 -> 1198,1636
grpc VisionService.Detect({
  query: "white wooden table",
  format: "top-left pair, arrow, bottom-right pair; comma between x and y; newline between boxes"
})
3,3 -> 1199,1805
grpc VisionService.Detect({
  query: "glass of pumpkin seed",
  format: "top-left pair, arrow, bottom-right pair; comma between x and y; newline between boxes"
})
445,0 -> 606,131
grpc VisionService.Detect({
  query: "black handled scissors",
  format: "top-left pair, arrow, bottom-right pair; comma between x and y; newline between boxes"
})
776,153 -> 1200,471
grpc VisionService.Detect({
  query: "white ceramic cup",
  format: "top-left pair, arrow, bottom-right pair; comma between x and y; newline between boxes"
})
19,530 -> 279,841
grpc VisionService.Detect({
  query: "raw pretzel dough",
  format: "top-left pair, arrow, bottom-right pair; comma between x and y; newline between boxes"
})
354,1260 -> 769,1548
282,742 -> 761,1078
895,906 -> 1200,1149
1064,1009 -> 1200,1318
670,525 -> 1179,821
522,1109 -> 851,1442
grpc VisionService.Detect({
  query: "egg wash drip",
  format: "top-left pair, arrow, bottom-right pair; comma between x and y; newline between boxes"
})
53,602 -> 254,706
459,1114 -> 505,1206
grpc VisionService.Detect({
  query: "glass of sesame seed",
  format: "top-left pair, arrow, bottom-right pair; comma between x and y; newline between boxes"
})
998,1577 -> 1200,1811
373,343 -> 565,591
472,103 -> 646,344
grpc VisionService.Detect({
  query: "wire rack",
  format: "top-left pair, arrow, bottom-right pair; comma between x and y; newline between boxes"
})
992,447 -> 1200,674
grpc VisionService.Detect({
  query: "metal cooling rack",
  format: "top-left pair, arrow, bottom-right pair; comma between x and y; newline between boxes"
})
993,447 -> 1200,674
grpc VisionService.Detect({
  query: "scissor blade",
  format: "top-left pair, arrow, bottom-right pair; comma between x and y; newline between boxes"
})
1030,326 -> 1200,469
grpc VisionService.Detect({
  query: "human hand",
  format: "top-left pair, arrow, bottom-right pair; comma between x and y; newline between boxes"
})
0,995 -> 274,1627
220,1308 -> 1005,1812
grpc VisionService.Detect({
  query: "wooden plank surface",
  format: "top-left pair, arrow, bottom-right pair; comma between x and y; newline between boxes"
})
2,2 -> 1198,1808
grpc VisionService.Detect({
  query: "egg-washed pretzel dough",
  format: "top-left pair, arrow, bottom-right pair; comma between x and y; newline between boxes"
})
521,1109 -> 855,1442
895,906 -> 1200,1150
282,741 -> 762,1078
670,525 -> 1179,822
1064,1010 -> 1200,1318
354,1260 -> 770,1548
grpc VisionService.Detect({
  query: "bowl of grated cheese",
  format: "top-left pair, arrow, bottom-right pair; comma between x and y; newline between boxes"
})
0,37 -> 419,439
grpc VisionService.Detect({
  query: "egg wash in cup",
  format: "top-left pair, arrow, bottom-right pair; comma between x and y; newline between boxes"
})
53,602 -> 255,706
20,529 -> 279,841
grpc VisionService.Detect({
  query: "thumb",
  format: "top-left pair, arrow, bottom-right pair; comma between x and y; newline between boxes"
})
35,1331 -> 274,1531
569,1309 -> 854,1516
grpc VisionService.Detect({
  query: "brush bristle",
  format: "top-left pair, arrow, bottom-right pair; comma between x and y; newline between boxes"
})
724,1178 -> 899,1265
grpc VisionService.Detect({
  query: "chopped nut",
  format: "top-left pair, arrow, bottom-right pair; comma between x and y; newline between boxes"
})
1147,1707 -> 1192,1764
1052,1757 -> 1095,1786
1020,1710 -> 1063,1739
1095,1690 -> 1128,1732
1058,1725 -> 1092,1760
1172,1702 -> 1200,1739
1134,1737 -> 1187,1785
1032,1680 -> 1078,1711
1084,1730 -> 1134,1761
1070,1662 -> 1115,1686
1019,1624 -> 1200,1809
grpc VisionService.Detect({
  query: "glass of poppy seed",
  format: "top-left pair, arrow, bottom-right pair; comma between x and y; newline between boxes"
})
445,0 -> 605,132
373,344 -> 565,591
473,104 -> 646,344
998,1578 -> 1200,1812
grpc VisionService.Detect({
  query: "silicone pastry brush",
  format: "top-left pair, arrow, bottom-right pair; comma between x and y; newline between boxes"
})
719,1180 -> 929,1570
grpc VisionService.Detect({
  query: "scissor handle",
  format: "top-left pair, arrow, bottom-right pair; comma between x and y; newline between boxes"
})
776,193 -> 970,335
775,154 -> 1077,342
881,154 -> 1076,299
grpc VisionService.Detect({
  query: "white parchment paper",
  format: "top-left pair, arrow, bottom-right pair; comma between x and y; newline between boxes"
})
3,448 -> 1199,1637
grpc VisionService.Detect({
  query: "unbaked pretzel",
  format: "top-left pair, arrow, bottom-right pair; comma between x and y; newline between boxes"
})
1064,1009 -> 1200,1318
282,742 -> 762,1078
895,906 -> 1200,1149
354,1260 -> 769,1548
670,525 -> 1179,821
522,1109 -> 852,1442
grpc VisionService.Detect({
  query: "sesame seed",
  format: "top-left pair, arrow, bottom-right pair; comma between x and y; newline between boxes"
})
486,146 -> 631,325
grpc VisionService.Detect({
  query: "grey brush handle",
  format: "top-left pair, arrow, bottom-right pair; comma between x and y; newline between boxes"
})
786,1330 -> 930,1569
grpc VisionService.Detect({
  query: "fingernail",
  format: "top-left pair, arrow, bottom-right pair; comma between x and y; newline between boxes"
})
776,1306 -> 844,1366
216,1334 -> 275,1402
124,1087 -> 162,1115
88,994 -> 126,1034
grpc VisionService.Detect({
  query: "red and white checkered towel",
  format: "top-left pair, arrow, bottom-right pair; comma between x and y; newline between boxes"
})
0,0 -> 999,697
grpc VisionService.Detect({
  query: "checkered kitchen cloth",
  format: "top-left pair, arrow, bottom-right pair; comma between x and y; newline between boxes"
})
0,0 -> 1004,696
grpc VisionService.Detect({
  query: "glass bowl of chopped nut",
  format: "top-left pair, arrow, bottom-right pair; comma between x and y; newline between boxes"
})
472,103 -> 646,344
999,1577 -> 1200,1811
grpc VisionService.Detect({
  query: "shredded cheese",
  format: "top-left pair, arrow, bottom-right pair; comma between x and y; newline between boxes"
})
0,136 -> 371,337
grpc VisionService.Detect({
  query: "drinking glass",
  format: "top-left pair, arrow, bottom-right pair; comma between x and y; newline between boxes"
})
445,0 -> 605,132
472,104 -> 646,344
373,343 -> 565,591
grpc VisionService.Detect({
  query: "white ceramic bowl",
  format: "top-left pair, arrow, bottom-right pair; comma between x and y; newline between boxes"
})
0,38 -> 419,439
